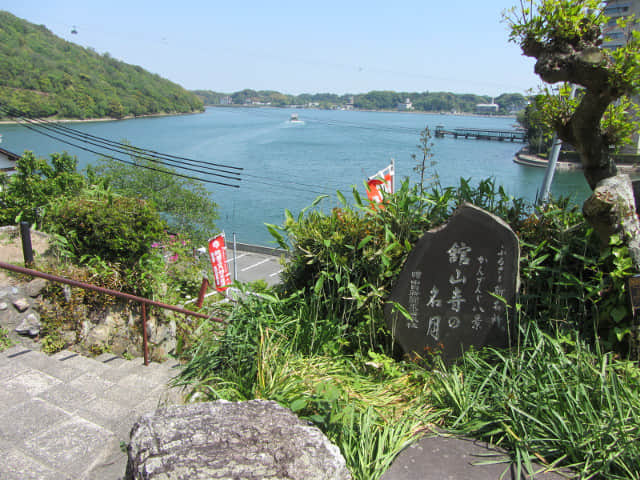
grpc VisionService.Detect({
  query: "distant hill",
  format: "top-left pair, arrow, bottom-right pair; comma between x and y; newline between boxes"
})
0,11 -> 203,120
193,89 -> 527,115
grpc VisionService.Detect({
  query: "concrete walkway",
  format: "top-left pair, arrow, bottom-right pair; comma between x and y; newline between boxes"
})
0,345 -> 183,480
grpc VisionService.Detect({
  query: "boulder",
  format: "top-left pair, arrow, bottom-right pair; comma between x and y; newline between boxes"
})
25,278 -> 48,298
15,312 -> 41,337
126,399 -> 351,480
12,297 -> 30,313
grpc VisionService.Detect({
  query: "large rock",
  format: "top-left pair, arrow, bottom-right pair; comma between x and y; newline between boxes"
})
126,400 -> 351,480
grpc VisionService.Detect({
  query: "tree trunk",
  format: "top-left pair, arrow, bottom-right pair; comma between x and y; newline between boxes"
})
583,174 -> 640,271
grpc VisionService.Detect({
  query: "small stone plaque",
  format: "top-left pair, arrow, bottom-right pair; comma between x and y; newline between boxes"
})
386,203 -> 519,365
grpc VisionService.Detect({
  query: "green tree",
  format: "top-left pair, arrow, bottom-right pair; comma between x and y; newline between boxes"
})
517,95 -> 554,154
0,151 -> 85,225
506,0 -> 640,271
92,152 -> 219,245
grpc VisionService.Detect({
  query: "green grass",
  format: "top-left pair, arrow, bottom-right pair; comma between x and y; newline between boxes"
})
428,323 -> 640,479
0,327 -> 14,352
177,327 -> 439,480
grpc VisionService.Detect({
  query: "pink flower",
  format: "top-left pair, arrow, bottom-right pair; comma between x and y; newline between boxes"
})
151,242 -> 160,248
169,253 -> 179,262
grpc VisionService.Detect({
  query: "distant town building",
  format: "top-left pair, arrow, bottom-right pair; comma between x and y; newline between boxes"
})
475,103 -> 499,115
0,146 -> 20,177
603,0 -> 640,153
603,0 -> 640,50
220,96 -> 232,105
397,98 -> 414,111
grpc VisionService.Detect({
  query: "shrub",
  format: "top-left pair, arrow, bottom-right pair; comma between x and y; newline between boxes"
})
44,187 -> 166,268
268,178 -> 528,353
0,151 -> 85,226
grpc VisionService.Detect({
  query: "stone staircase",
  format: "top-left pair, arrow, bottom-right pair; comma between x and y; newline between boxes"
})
0,345 -> 185,480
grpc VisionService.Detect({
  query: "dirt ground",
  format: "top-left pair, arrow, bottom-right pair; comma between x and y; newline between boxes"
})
0,226 -> 51,285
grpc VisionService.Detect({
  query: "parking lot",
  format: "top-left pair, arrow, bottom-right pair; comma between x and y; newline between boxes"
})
228,243 -> 286,287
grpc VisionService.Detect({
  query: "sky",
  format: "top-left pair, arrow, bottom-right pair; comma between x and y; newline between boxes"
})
5,0 -> 542,97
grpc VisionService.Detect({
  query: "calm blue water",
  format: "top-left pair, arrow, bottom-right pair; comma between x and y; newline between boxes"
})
0,107 -> 590,246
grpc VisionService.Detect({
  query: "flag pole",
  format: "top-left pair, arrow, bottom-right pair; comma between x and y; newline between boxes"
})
391,158 -> 395,194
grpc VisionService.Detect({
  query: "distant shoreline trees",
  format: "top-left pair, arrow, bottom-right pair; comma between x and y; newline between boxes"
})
192,89 -> 527,115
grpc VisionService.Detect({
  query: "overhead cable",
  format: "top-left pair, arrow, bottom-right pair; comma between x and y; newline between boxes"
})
0,105 -> 242,180
0,109 -> 240,188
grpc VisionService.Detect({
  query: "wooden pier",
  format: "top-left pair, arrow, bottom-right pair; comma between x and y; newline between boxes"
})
434,125 -> 527,142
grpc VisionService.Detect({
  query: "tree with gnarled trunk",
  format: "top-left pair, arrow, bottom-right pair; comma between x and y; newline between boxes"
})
505,0 -> 640,270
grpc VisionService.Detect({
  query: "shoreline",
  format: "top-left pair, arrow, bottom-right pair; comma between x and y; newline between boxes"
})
0,109 -> 204,126
204,104 -> 517,119
514,150 -> 640,175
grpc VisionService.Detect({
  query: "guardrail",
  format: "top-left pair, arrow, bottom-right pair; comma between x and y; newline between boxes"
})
0,261 -> 224,366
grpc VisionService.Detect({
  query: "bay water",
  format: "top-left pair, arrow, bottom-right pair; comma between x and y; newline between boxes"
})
0,107 -> 591,246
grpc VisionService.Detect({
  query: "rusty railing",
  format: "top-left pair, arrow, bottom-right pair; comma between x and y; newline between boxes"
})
0,261 -> 224,366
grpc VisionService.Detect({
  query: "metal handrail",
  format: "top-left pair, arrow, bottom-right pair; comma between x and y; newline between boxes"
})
0,261 -> 224,365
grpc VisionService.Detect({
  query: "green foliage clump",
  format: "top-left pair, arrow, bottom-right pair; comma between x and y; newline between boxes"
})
176,176 -> 640,480
517,198 -> 635,351
44,188 -> 166,268
91,154 -> 219,246
0,151 -> 84,225
0,11 -> 203,119
268,178 -> 526,353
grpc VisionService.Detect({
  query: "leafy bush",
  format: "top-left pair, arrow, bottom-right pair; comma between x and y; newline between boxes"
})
517,199 -> 634,352
0,151 -> 85,225
268,178 -> 528,353
177,178 -> 639,480
44,187 -> 166,268
92,155 -> 219,246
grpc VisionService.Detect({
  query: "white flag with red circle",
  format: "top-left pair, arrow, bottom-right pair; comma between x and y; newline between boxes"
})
366,162 -> 394,203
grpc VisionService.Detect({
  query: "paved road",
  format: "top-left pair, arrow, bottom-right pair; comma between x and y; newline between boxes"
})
229,244 -> 285,287
196,242 -> 287,288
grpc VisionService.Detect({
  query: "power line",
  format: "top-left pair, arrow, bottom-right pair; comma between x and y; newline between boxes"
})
0,110 -> 241,189
0,105 -> 387,196
0,105 -> 242,179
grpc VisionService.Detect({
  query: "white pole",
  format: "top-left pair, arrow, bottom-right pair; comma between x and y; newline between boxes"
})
232,232 -> 237,281
538,84 -> 576,206
539,134 -> 562,205
391,158 -> 396,194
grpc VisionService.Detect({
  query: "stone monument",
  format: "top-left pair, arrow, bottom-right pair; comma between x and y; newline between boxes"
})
386,203 -> 519,365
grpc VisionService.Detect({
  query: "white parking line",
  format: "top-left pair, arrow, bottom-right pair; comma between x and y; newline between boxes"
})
269,269 -> 283,277
227,253 -> 247,264
241,258 -> 272,272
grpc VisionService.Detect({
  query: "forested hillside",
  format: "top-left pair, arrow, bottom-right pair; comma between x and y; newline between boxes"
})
0,11 -> 203,119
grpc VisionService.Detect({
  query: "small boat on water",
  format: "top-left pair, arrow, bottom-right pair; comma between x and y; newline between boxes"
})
289,113 -> 304,124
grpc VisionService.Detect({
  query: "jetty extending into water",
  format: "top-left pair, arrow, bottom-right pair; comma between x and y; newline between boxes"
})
435,125 -> 527,142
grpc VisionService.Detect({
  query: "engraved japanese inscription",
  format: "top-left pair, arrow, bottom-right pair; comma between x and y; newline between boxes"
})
386,203 -> 519,365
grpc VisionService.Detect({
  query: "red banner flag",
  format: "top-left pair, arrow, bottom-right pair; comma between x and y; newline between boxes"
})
208,234 -> 232,292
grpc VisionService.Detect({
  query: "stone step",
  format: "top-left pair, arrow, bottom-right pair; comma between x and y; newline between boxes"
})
0,343 -> 186,480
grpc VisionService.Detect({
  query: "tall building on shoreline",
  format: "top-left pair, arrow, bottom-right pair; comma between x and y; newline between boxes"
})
603,0 -> 640,153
